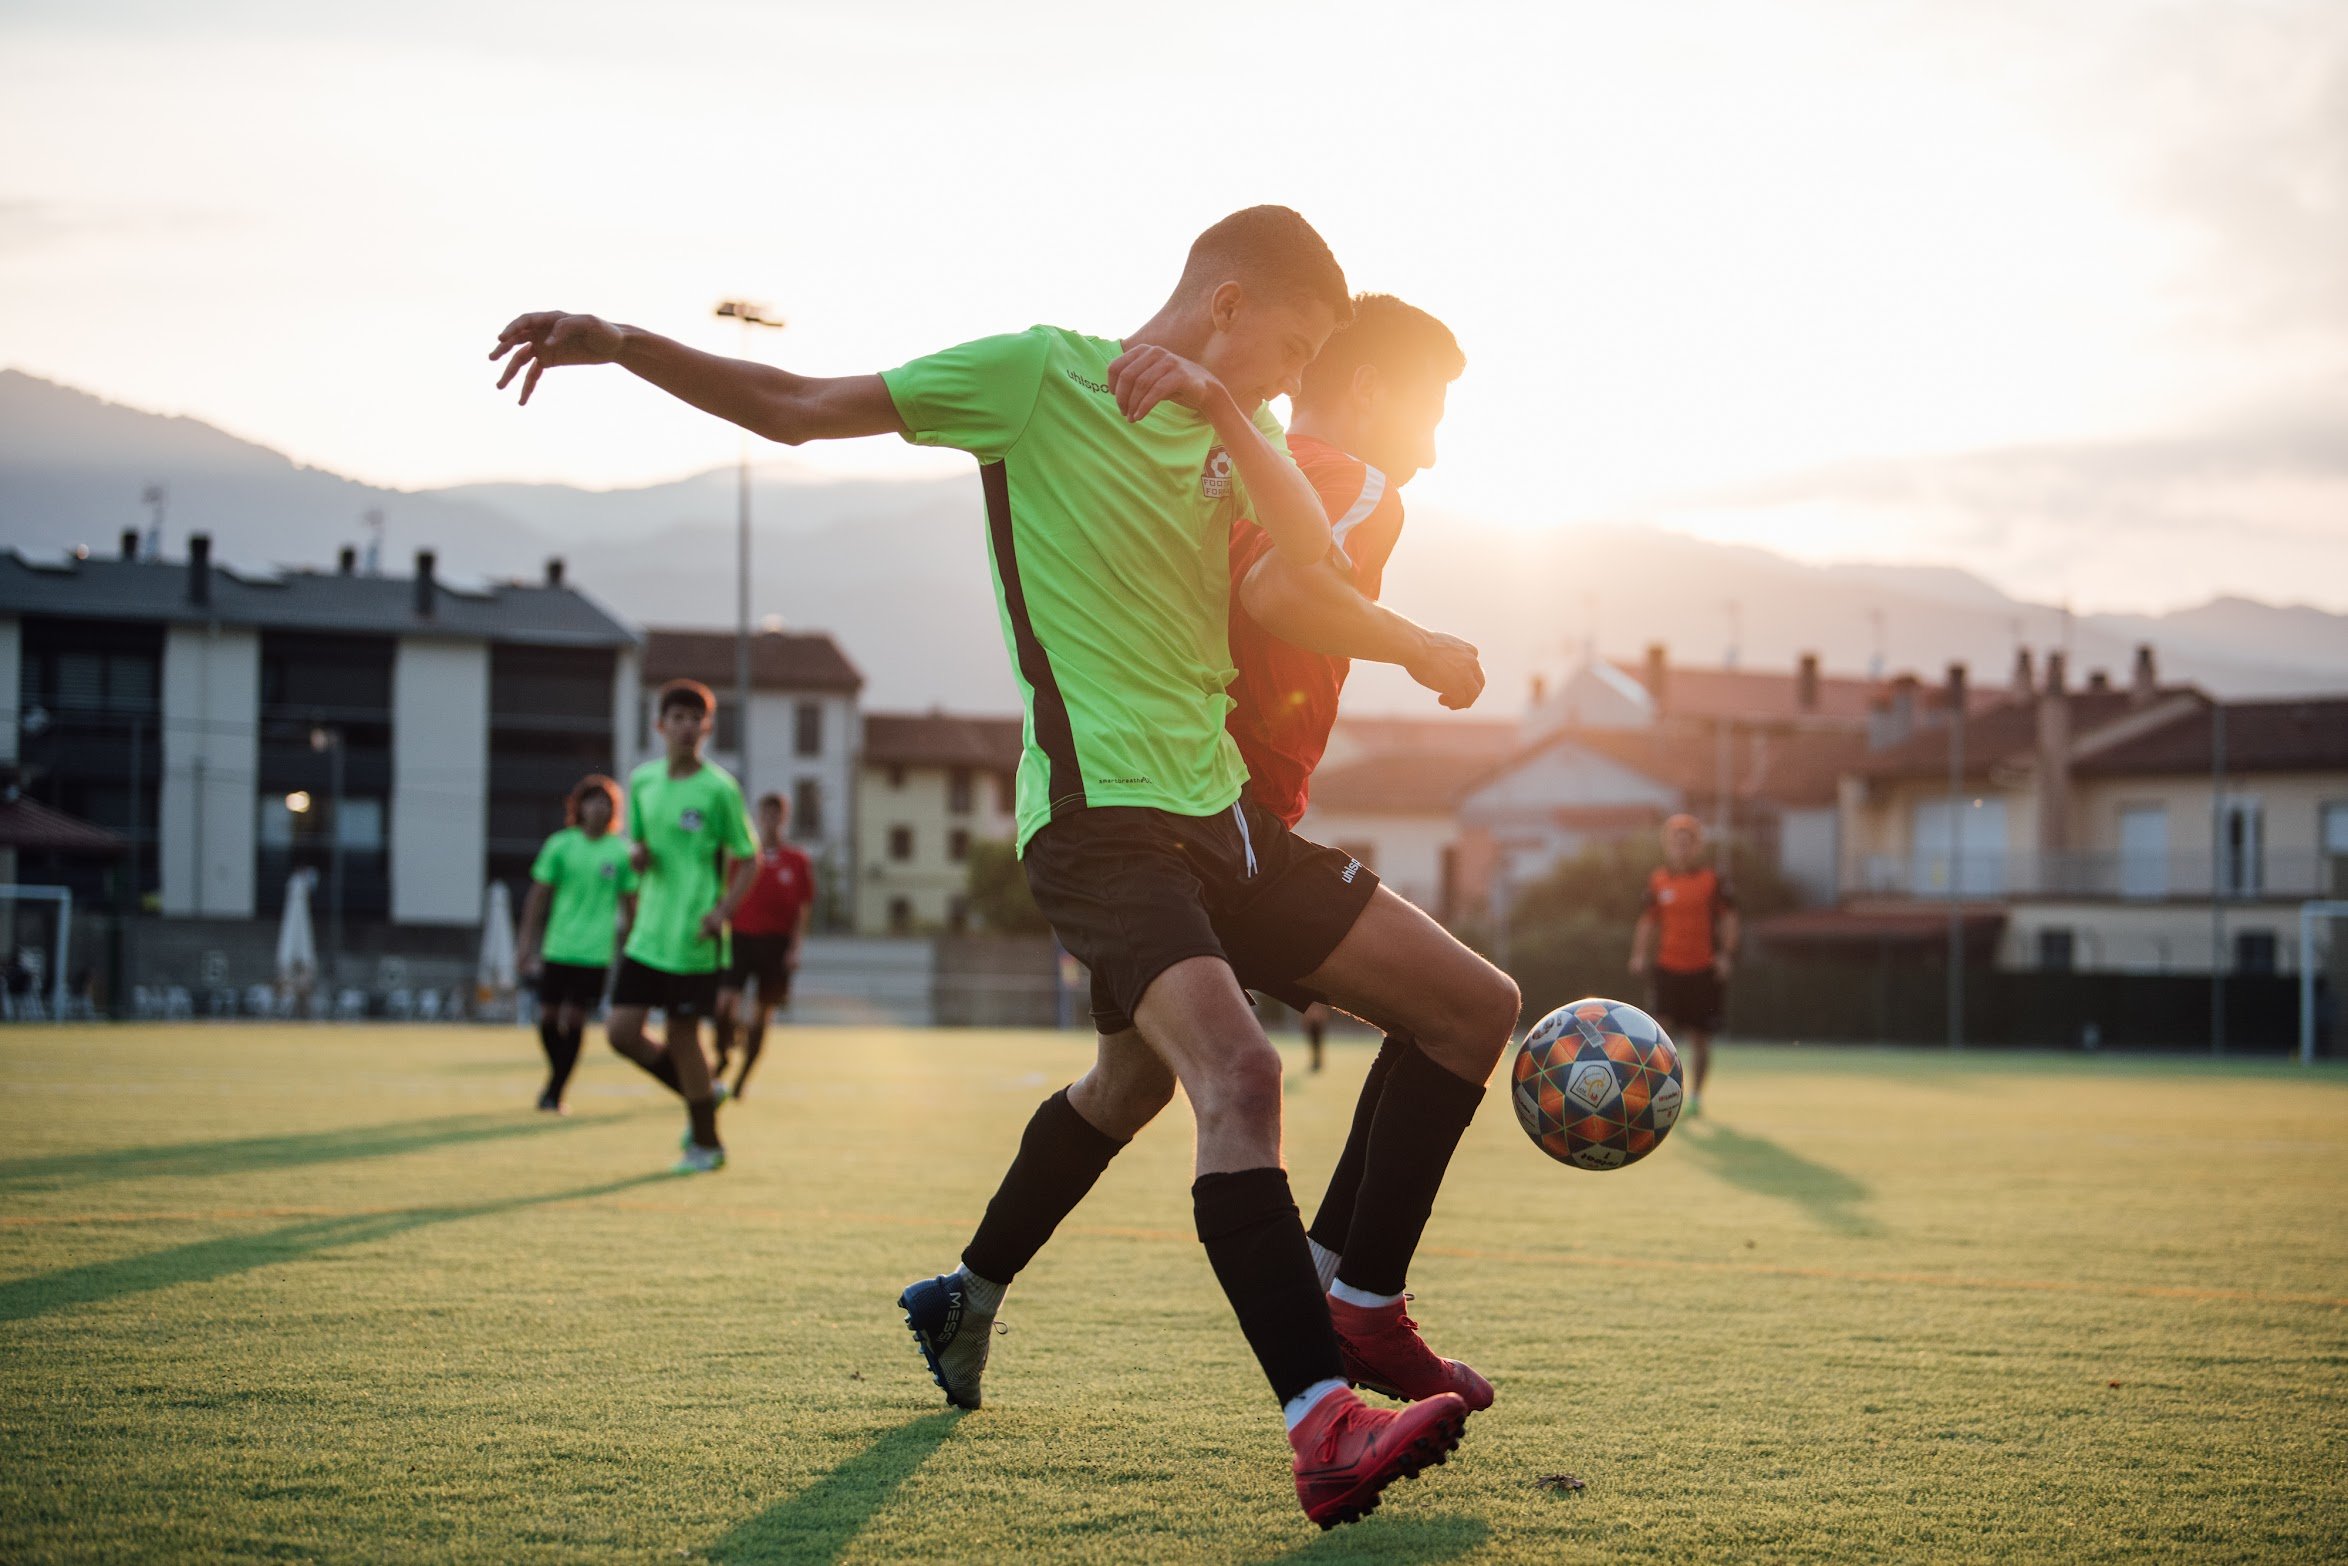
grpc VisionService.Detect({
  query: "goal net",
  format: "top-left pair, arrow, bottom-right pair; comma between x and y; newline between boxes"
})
0,884 -> 75,1021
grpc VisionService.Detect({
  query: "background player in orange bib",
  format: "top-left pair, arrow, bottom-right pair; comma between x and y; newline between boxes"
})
1628,813 -> 1740,1116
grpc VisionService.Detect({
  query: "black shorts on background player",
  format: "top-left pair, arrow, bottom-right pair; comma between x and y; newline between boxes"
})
724,932 -> 796,1004
610,956 -> 719,1019
1651,966 -> 1725,1033
536,960 -> 609,1011
1021,797 -> 1379,1035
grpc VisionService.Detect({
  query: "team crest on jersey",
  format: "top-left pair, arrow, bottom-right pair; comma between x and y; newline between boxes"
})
679,809 -> 704,832
1201,446 -> 1233,500
598,863 -> 617,881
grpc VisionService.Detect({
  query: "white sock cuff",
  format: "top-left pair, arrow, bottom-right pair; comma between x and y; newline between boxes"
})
954,1265 -> 1006,1315
1328,1279 -> 1404,1309
1307,1238 -> 1341,1295
1281,1378 -> 1351,1431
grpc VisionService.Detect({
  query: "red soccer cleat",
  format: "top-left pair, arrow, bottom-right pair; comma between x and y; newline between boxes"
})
1289,1387 -> 1469,1529
1329,1295 -> 1495,1412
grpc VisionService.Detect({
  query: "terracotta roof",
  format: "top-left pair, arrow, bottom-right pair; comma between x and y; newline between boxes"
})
2075,698 -> 2348,777
1323,714 -> 1521,763
1309,751 -> 1503,815
1532,725 -> 1872,809
864,711 -> 1023,770
1853,688 -> 2200,780
640,627 -> 863,694
0,793 -> 124,855
1608,659 -> 2007,727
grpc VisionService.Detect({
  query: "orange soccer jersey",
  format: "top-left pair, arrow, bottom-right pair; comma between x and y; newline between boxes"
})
1646,865 -> 1735,974
1224,434 -> 1407,827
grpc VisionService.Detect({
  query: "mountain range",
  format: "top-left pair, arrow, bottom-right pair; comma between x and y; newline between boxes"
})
4,368 -> 2344,714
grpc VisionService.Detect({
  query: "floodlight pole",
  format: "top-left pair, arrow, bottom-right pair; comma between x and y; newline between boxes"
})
2210,700 -> 2227,1055
1946,663 -> 1966,1050
716,301 -> 787,787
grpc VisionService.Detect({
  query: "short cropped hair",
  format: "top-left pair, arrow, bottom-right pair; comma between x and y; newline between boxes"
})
755,791 -> 786,813
655,678 -> 715,719
1299,293 -> 1465,404
1179,206 -> 1351,322
565,773 -> 623,827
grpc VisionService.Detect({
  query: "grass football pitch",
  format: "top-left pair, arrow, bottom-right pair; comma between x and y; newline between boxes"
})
3,1023 -> 2344,1564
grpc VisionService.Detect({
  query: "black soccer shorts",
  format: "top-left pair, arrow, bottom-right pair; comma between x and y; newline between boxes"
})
609,957 -> 720,1020
1020,797 -> 1381,1037
534,960 -> 610,1011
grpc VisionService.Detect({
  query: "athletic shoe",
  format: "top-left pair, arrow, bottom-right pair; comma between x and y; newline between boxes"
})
672,1143 -> 726,1175
712,1080 -> 733,1106
1290,1387 -> 1468,1529
1687,1095 -> 1704,1119
535,1092 -> 567,1115
897,1273 -> 993,1410
1329,1295 -> 1494,1412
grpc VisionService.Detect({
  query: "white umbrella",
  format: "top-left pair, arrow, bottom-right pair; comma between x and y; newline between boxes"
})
276,868 -> 318,1003
477,880 -> 518,1007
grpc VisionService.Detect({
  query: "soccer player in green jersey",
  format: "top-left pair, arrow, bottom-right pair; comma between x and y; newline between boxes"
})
610,679 -> 759,1174
489,207 -> 1505,1527
516,774 -> 636,1113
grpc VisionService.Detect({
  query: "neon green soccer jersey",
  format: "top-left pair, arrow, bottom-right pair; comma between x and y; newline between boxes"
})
529,826 -> 638,967
883,326 -> 1288,851
622,758 -> 757,975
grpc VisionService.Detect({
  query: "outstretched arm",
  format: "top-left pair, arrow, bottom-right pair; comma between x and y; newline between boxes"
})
490,313 -> 904,445
1239,552 -> 1485,710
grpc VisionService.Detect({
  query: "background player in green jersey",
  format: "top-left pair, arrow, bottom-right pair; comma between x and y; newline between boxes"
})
489,208 -> 1473,1527
610,680 -> 758,1174
516,774 -> 636,1114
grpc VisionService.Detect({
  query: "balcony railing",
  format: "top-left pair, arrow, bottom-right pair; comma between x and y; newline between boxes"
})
1848,851 -> 2348,902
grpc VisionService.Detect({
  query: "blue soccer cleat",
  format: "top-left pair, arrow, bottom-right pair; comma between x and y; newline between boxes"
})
898,1272 -> 993,1410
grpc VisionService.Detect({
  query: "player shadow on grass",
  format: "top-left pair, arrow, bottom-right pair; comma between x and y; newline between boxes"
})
705,1410 -> 963,1565
1249,1514 -> 1492,1564
1676,1123 -> 1878,1236
0,1110 -> 621,1195
0,1172 -> 670,1325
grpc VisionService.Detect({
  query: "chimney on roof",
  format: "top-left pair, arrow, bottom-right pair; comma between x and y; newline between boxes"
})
2086,669 -> 2111,694
545,557 -> 565,589
1643,643 -> 1668,713
414,550 -> 437,617
1946,662 -> 1967,717
2012,646 -> 2035,694
1797,652 -> 1820,712
187,534 -> 212,607
120,528 -> 140,561
2038,650 -> 2072,857
2131,643 -> 2158,706
337,546 -> 357,575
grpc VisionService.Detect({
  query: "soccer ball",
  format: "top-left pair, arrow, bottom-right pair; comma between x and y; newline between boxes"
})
1510,997 -> 1683,1171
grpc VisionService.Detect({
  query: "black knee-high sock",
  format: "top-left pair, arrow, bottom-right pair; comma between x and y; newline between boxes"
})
1194,1168 -> 1346,1406
687,1096 -> 720,1148
1337,1042 -> 1486,1297
1307,1033 -> 1410,1257
542,1021 -> 584,1098
960,1088 -> 1127,1285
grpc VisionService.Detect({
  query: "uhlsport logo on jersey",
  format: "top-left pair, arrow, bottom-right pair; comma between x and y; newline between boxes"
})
679,809 -> 704,832
1201,446 -> 1234,500
1340,859 -> 1363,884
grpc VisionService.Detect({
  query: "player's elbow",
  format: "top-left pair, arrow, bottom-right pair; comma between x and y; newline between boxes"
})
753,389 -> 814,446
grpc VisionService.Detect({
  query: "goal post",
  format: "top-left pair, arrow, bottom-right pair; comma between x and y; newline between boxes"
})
0,884 -> 73,1021
2301,901 -> 2348,1067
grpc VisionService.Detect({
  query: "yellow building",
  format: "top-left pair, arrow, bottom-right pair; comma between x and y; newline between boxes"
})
856,712 -> 1020,934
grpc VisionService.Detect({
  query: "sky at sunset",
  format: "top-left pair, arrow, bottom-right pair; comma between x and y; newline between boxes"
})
3,0 -> 2343,613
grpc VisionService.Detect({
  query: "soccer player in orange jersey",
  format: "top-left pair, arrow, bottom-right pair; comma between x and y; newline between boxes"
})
1628,813 -> 1740,1116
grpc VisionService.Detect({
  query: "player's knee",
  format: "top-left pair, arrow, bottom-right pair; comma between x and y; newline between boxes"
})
1190,1042 -> 1283,1128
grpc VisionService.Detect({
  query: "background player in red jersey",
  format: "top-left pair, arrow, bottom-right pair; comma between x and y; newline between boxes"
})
713,791 -> 816,1100
1629,813 -> 1740,1117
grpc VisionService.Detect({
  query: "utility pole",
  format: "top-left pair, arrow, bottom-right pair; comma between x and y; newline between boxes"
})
715,300 -> 787,787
